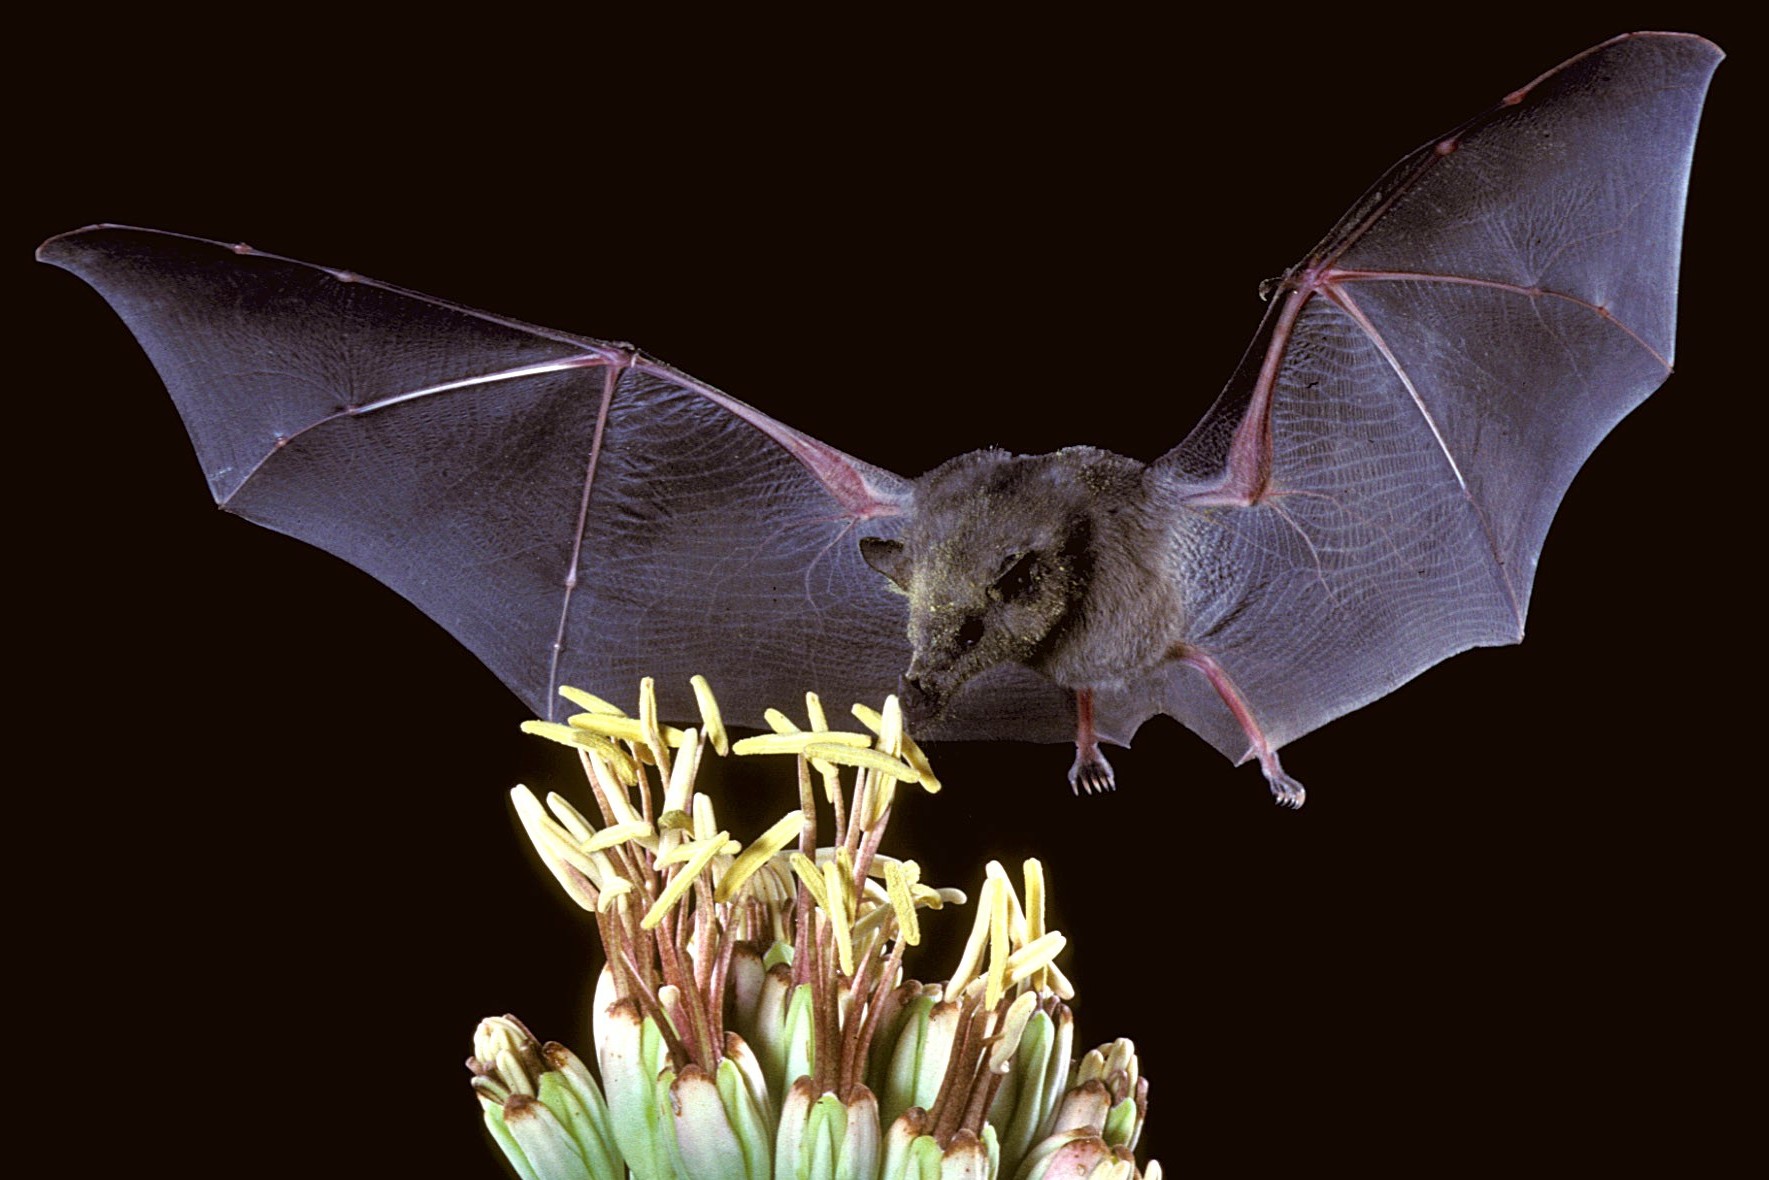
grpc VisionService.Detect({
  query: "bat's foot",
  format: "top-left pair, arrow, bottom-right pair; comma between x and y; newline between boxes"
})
1259,755 -> 1306,809
1069,743 -> 1116,795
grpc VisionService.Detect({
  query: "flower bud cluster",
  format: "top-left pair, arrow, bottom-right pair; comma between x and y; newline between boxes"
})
467,677 -> 1161,1179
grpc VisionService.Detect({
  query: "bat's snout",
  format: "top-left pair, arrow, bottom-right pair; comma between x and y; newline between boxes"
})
897,674 -> 946,727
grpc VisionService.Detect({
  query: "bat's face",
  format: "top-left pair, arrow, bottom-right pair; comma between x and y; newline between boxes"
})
860,449 -> 1097,723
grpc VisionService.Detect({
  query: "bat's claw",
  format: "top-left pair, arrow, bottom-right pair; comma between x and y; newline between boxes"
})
1259,756 -> 1306,809
1068,744 -> 1117,795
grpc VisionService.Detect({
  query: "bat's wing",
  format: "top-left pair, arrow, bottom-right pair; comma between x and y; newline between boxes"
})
1106,32 -> 1721,763
40,225 -> 935,726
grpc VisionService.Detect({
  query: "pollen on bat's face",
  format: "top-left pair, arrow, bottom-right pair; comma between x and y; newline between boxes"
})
858,449 -> 1092,718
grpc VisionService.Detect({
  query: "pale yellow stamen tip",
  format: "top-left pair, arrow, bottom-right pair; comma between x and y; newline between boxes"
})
582,750 -> 645,827
879,694 -> 904,756
662,728 -> 699,814
884,858 -> 921,946
543,791 -> 596,843
715,810 -> 806,903
913,884 -> 964,909
581,819 -> 654,853
790,852 -> 828,910
900,733 -> 942,794
946,875 -> 996,999
641,830 -> 730,929
866,773 -> 899,828
986,862 -> 1011,1009
1002,931 -> 1067,986
557,685 -> 627,716
655,830 -> 739,868
732,731 -> 872,757
560,712 -> 688,749
823,858 -> 855,976
519,720 -> 596,749
800,742 -> 919,781
596,879 -> 634,913
691,791 -> 719,842
511,786 -> 600,911
763,708 -> 798,735
638,676 -> 658,729
689,675 -> 728,755
1023,859 -> 1047,943
988,992 -> 1039,1071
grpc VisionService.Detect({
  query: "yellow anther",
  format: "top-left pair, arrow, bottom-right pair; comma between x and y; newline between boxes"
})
642,830 -> 731,929
582,820 -> 653,853
799,742 -> 919,781
986,862 -> 1011,1009
715,811 -> 806,903
561,713 -> 688,749
656,831 -> 740,868
1002,931 -> 1068,987
558,685 -> 626,716
884,859 -> 921,946
790,852 -> 828,910
595,878 -> 634,913
732,731 -> 872,756
690,675 -> 728,755
823,858 -> 854,976
878,694 -> 903,757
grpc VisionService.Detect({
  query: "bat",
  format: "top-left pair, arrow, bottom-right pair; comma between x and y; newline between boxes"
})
37,32 -> 1719,807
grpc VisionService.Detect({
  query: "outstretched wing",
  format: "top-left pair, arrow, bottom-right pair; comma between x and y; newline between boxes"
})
40,225 -> 920,725
1105,32 -> 1721,761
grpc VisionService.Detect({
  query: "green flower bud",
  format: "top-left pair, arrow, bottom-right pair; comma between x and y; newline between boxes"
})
774,1080 -> 882,1180
594,1000 -> 681,1180
985,1001 -> 1074,1176
468,1017 -> 622,1180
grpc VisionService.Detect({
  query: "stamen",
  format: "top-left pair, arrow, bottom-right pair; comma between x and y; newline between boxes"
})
822,859 -> 855,976
715,811 -> 806,903
554,713 -> 689,749
987,865 -> 1011,1010
689,674 -> 728,755
790,853 -> 828,910
557,685 -> 626,716
731,731 -> 872,756
641,830 -> 730,930
800,743 -> 919,781
1002,932 -> 1068,987
884,859 -> 921,946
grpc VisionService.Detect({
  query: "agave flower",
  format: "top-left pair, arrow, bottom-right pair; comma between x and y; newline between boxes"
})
466,675 -> 1161,1180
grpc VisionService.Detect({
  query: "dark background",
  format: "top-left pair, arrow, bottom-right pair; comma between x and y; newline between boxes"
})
20,9 -> 1753,1176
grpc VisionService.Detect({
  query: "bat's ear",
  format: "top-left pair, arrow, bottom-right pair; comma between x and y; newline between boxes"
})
859,537 -> 912,590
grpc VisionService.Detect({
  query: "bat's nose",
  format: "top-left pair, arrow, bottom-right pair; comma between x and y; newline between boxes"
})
897,674 -> 945,726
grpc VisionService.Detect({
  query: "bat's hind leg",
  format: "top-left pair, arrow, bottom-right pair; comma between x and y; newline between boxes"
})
1176,648 -> 1306,808
1069,689 -> 1116,795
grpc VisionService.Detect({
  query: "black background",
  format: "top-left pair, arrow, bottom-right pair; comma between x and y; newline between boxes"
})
20,9 -> 1754,1176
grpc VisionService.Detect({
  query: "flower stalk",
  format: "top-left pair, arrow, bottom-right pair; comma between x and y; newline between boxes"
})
469,675 -> 1162,1180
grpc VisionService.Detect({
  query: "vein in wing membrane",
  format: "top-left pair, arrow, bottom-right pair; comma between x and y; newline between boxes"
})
557,368 -> 914,724
227,363 -> 619,713
1127,33 -> 1718,759
1182,297 -> 1520,756
43,227 -> 922,726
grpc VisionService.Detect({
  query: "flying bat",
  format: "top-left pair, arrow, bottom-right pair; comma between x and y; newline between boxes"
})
38,32 -> 1720,805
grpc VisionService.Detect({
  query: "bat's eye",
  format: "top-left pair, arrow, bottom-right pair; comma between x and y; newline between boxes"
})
957,617 -> 985,652
993,552 -> 1039,602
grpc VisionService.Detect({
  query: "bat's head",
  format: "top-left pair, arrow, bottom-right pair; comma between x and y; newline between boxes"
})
859,447 -> 1120,725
